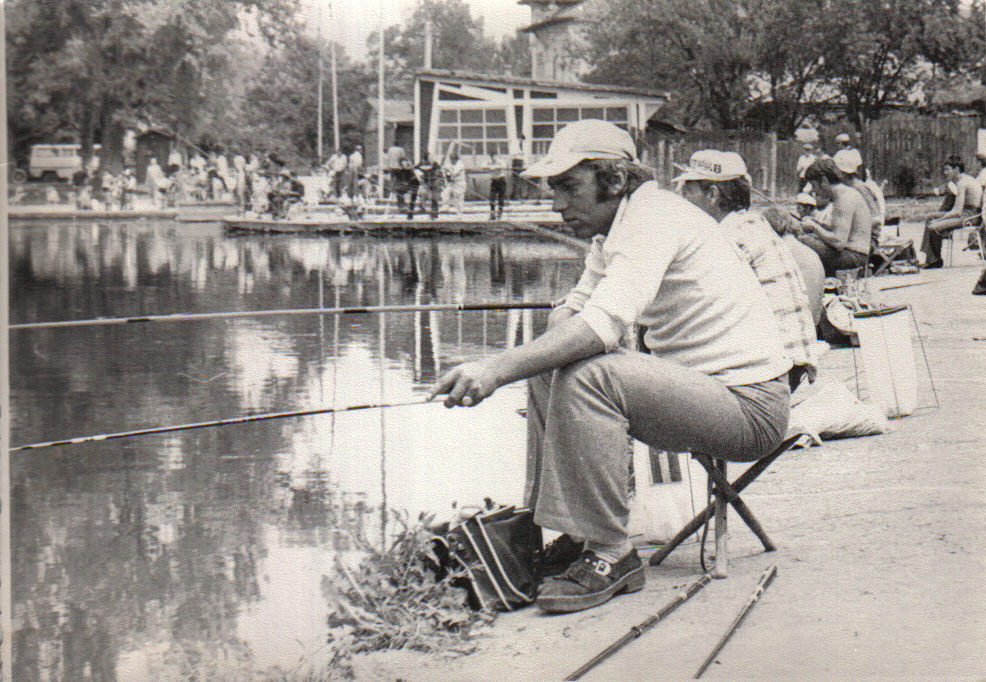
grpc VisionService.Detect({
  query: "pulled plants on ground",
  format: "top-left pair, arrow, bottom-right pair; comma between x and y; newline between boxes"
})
323,510 -> 494,674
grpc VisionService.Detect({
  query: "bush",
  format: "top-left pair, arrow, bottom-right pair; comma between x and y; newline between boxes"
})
892,164 -> 917,197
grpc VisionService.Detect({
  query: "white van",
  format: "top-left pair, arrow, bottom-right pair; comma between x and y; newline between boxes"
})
27,143 -> 100,181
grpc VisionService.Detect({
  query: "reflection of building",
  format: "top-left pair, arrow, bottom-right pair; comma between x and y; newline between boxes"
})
519,0 -> 591,83
414,70 -> 667,167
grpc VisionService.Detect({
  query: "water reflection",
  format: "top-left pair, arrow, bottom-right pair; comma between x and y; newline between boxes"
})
10,220 -> 583,678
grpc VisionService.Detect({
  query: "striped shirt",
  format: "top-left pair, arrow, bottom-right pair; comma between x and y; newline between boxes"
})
720,210 -> 819,382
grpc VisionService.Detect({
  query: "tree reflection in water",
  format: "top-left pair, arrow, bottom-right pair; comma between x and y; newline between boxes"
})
9,220 -> 583,678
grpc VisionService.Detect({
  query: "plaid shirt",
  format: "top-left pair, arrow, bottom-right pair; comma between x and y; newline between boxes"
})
720,210 -> 819,382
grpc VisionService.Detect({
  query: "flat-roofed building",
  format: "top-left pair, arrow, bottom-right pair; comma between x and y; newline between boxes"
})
413,69 -> 668,169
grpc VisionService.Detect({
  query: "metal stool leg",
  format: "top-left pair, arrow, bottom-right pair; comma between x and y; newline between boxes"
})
712,459 -> 728,579
705,459 -> 776,553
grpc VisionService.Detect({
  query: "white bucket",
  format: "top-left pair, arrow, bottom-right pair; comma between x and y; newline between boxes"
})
852,305 -> 918,418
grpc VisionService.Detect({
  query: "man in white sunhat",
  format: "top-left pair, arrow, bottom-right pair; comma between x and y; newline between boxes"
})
832,148 -> 881,250
796,142 -> 817,189
835,131 -> 857,154
798,157 -> 871,276
676,150 -> 819,391
428,120 -> 791,614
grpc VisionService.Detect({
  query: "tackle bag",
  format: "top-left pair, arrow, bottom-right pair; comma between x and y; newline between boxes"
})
432,504 -> 541,612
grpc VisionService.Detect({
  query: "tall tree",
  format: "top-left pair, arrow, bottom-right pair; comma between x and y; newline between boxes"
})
818,0 -> 983,127
582,0 -> 760,130
579,0 -> 983,133
5,0 -> 296,171
372,0 -> 518,98
237,35 -> 374,165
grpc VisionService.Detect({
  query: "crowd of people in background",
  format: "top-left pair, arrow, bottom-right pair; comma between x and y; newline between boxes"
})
23,134 -> 535,224
772,129 -> 986,294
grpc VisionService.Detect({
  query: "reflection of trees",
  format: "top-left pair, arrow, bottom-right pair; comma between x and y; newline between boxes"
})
10,221 -> 585,677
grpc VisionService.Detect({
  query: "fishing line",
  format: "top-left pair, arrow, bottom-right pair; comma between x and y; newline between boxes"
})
11,399 -> 432,452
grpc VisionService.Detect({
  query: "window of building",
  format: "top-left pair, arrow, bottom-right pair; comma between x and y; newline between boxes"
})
530,105 -> 629,155
436,107 -> 511,164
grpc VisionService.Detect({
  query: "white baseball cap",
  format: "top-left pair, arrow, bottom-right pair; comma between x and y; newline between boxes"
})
795,192 -> 816,206
522,119 -> 637,178
832,148 -> 863,174
672,149 -> 751,183
835,132 -> 851,143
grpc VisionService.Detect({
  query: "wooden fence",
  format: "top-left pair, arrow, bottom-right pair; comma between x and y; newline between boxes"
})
862,115 -> 981,195
637,114 -> 982,199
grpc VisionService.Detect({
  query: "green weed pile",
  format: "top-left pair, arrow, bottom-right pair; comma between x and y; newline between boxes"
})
323,511 -> 493,673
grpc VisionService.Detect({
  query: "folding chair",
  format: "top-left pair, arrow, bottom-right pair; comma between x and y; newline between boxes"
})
870,238 -> 916,276
944,215 -> 985,267
647,434 -> 802,578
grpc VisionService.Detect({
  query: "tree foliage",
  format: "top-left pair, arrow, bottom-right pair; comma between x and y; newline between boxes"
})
581,0 -> 983,134
236,34 -> 374,166
5,0 -> 297,170
372,0 -> 531,99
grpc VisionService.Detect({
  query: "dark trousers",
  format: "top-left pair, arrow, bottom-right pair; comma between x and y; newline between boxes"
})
396,185 -> 418,217
797,234 -> 868,277
489,178 -> 507,218
422,183 -> 440,219
920,211 -> 976,265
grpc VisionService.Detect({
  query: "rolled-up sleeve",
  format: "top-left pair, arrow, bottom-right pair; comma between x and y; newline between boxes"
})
559,235 -> 606,313
575,193 -> 680,350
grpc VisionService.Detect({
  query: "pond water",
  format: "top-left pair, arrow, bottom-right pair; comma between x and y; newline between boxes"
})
9,219 -> 584,679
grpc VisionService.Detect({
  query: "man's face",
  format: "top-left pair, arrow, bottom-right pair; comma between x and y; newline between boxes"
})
811,179 -> 834,207
547,164 -> 620,238
680,181 -> 715,216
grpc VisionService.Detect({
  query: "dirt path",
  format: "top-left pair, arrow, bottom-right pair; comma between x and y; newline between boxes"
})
349,220 -> 986,680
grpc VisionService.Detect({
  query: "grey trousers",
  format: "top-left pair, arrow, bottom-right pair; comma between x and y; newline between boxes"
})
524,349 -> 790,544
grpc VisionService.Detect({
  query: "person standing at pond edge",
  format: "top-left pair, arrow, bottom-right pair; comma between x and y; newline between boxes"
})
428,119 -> 790,614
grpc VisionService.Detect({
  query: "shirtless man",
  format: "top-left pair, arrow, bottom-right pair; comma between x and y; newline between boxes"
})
920,154 -> 982,268
797,157 -> 871,276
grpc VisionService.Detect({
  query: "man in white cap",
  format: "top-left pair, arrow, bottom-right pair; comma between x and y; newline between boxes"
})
429,120 -> 791,613
676,150 -> 819,390
796,142 -> 817,189
833,148 -> 881,251
798,157 -> 871,276
835,131 -> 857,154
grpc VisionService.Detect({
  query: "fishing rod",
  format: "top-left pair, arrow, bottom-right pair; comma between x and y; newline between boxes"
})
504,221 -> 591,251
10,301 -> 554,331
565,573 -> 712,680
10,399 -> 431,452
694,564 -> 778,679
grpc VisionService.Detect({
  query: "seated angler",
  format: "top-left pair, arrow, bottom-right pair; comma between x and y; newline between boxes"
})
429,120 -> 791,614
796,158 -> 872,277
919,154 -> 982,269
676,149 -> 819,391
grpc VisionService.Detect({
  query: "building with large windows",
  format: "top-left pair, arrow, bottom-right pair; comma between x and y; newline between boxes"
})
413,69 -> 668,168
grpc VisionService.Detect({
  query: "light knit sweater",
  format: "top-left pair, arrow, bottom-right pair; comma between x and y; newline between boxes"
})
561,182 -> 791,386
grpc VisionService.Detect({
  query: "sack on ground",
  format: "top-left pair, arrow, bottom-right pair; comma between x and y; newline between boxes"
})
431,503 -> 541,612
787,380 -> 888,447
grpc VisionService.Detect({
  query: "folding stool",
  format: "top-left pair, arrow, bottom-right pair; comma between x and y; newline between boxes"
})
648,434 -> 802,577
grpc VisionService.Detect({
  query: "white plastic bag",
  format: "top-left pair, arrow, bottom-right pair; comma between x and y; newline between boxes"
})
787,380 -> 888,447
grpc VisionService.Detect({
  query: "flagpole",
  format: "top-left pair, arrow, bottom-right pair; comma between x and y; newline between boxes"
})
377,4 -> 386,201
330,1 -> 340,151
316,0 -> 324,163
